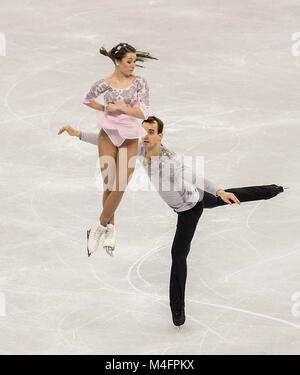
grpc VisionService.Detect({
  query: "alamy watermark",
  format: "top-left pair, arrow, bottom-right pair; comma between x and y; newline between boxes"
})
94,151 -> 205,203
0,32 -> 6,56
0,292 -> 6,317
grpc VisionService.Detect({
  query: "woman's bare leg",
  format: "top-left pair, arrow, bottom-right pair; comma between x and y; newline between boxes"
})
98,129 -> 118,225
99,137 -> 138,226
102,192 -> 115,225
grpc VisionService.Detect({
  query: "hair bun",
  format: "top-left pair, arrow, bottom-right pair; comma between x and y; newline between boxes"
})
99,47 -> 110,57
99,43 -> 158,67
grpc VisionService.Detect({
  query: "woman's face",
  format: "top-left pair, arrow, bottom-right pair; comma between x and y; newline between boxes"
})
116,52 -> 136,76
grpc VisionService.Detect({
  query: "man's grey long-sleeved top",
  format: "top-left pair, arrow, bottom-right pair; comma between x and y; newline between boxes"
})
80,132 -> 221,213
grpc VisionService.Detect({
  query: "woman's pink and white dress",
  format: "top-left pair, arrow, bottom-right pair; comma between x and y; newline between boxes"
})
83,76 -> 149,147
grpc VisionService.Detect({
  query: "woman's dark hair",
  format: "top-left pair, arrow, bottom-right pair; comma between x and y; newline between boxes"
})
99,42 -> 157,68
143,116 -> 164,134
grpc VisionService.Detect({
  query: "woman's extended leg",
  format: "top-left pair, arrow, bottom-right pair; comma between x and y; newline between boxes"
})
98,129 -> 118,225
99,137 -> 138,226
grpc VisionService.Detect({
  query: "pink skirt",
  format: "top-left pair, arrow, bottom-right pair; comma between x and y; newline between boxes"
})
96,110 -> 147,147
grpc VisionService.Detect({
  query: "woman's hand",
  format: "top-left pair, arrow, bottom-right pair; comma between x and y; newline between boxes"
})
58,125 -> 81,138
105,103 -> 145,119
105,103 -> 119,112
216,190 -> 241,205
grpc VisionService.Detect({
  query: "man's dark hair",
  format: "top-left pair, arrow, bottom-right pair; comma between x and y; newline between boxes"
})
143,116 -> 164,134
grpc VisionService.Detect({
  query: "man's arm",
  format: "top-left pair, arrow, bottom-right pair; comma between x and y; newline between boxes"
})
174,154 -> 241,204
200,176 -> 240,204
58,125 -> 98,145
58,126 -> 143,158
203,177 -> 222,197
80,132 -> 98,145
178,155 -> 222,196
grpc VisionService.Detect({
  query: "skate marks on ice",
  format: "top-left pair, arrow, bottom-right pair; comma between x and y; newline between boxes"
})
125,201 -> 300,354
126,239 -> 227,350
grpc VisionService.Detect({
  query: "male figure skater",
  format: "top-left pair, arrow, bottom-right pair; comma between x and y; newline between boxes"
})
58,116 -> 284,326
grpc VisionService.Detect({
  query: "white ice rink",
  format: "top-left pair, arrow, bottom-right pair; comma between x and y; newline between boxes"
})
1,0 -> 300,355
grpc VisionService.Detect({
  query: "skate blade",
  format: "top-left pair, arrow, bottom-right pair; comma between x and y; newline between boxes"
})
104,246 -> 114,257
87,230 -> 91,257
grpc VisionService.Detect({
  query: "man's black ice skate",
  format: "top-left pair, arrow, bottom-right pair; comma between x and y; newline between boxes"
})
270,184 -> 288,197
171,309 -> 185,327
276,185 -> 284,193
276,185 -> 290,194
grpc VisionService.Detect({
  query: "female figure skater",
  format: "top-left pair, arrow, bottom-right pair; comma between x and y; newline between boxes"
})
82,43 -> 157,256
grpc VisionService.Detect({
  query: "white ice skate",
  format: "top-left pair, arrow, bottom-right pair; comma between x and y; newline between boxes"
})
87,223 -> 107,257
103,223 -> 116,257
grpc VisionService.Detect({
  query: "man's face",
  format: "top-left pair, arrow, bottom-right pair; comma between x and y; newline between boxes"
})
142,121 -> 163,149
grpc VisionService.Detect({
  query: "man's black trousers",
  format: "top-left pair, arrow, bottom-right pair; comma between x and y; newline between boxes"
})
169,184 -> 281,312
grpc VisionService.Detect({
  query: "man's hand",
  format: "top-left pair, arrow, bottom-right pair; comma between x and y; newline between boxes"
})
216,189 -> 241,205
105,103 -> 119,112
58,125 -> 81,138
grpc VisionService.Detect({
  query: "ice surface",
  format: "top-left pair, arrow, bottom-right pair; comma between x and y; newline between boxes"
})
0,0 -> 300,355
